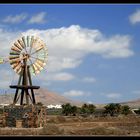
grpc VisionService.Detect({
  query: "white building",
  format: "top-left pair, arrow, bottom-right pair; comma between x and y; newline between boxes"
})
47,104 -> 62,109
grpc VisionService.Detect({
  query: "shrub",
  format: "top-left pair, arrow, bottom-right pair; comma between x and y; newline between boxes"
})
121,105 -> 131,115
104,103 -> 121,116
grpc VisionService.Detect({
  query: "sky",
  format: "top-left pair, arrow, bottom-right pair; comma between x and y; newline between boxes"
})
0,4 -> 140,104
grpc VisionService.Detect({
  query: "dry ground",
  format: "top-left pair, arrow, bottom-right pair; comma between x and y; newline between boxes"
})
1,114 -> 140,136
40,114 -> 140,136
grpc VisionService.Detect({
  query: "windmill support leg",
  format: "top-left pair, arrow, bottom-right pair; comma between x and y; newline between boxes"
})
20,90 -> 24,105
10,63 -> 40,105
13,89 -> 19,104
31,89 -> 36,104
28,66 -> 36,104
25,89 -> 29,105
13,73 -> 22,105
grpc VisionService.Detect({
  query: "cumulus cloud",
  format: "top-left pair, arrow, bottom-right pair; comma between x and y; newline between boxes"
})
37,72 -> 75,82
0,24 -> 134,88
0,29 -> 21,56
28,12 -> 46,24
63,90 -> 91,97
48,72 -> 75,81
0,67 -> 14,88
129,9 -> 140,24
22,25 -> 133,73
82,77 -> 96,83
3,13 -> 27,24
87,101 -> 93,104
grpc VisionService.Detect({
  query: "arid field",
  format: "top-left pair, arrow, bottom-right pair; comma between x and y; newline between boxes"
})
0,114 -> 140,136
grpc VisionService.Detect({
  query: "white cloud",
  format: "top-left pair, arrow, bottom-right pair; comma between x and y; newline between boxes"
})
106,93 -> 121,99
63,90 -> 91,97
3,13 -> 27,24
0,25 -> 134,89
22,25 -> 133,73
46,72 -> 75,81
129,9 -> 140,24
82,77 -> 96,83
87,101 -> 93,104
28,12 -> 46,24
0,67 -> 14,88
46,56 -> 82,72
63,90 -> 85,97
61,58 -> 82,69
0,29 -> 21,56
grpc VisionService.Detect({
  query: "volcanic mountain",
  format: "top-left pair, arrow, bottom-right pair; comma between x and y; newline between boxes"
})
1,88 -> 140,108
95,98 -> 140,109
120,98 -> 140,108
0,88 -> 83,106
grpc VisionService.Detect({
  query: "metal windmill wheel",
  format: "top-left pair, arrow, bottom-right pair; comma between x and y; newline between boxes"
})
9,35 -> 48,105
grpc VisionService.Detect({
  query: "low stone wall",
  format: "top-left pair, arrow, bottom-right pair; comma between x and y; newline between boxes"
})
0,105 -> 47,128
0,127 -> 43,135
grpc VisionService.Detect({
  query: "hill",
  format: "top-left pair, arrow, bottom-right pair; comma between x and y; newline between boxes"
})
1,88 -> 140,108
120,98 -> 140,108
0,88 -> 83,106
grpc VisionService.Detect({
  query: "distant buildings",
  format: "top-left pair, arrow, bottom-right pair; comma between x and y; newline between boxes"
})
47,104 -> 62,109
0,104 -> 62,109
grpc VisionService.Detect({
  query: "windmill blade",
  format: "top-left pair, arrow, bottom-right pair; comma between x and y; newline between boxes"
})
12,44 -> 22,52
27,36 -> 29,47
11,62 -> 20,69
34,62 -> 43,72
32,63 -> 40,74
29,58 -> 36,75
27,35 -> 31,48
30,56 -> 46,66
30,65 -> 36,75
35,60 -> 44,70
29,36 -> 34,54
9,55 -> 20,60
31,45 -> 44,56
10,51 -> 20,55
36,59 -> 46,67
17,39 -> 25,49
0,58 -> 4,64
35,62 -> 43,71
15,67 -> 22,74
14,42 -> 23,51
10,60 -> 18,65
32,36 -> 41,51
38,51 -> 48,60
22,36 -> 27,48
9,57 -> 21,64
22,36 -> 28,53
14,63 -> 22,73
11,46 -> 21,53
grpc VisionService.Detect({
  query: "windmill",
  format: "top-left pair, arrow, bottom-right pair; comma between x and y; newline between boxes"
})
2,35 -> 48,105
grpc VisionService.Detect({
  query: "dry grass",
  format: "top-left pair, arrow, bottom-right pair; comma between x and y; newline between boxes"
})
39,124 -> 64,135
0,115 -> 140,135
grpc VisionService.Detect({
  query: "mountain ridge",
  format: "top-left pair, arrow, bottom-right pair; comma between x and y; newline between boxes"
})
0,88 -> 83,106
0,88 -> 140,108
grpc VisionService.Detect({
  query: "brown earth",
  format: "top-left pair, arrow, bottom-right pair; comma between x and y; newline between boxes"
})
42,115 -> 140,136
0,115 -> 140,136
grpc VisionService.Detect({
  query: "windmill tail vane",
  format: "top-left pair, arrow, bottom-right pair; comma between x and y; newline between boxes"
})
0,57 -> 9,64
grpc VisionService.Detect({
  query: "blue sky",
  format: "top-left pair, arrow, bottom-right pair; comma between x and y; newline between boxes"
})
0,4 -> 140,104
